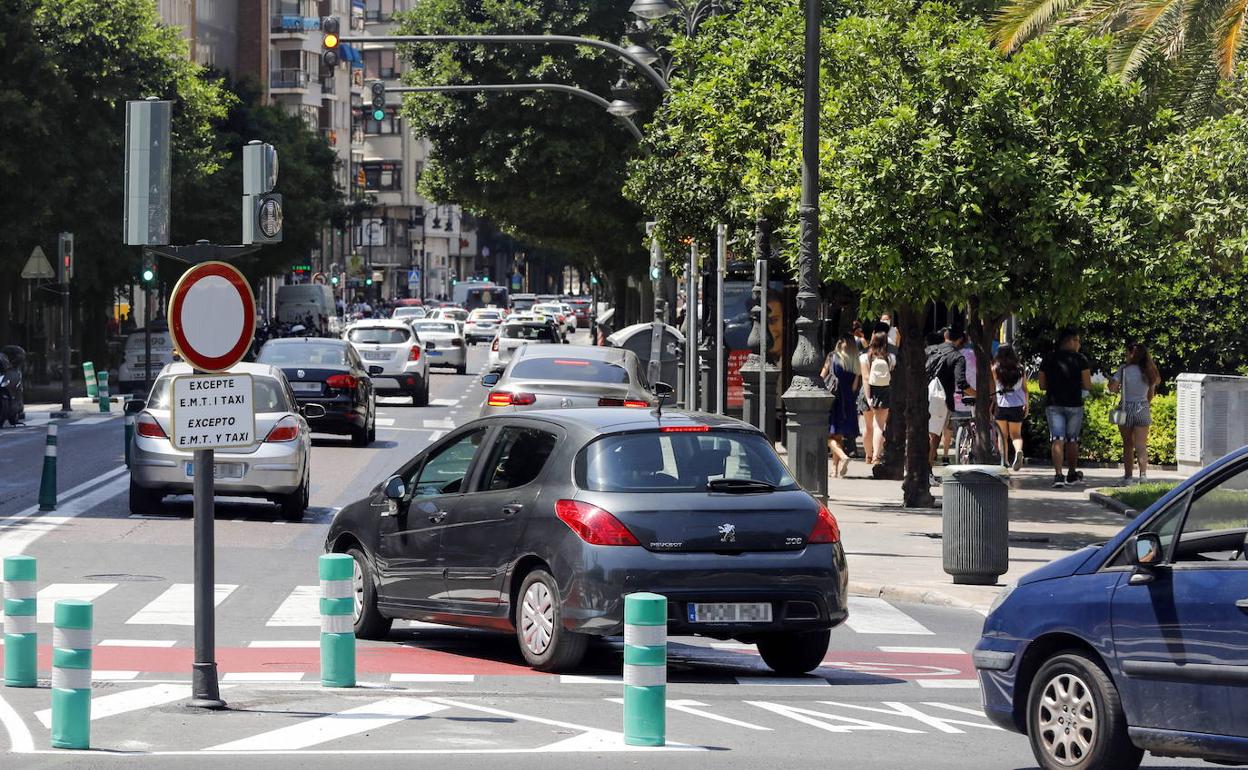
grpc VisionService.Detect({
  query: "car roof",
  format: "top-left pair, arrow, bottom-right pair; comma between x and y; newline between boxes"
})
514,344 -> 630,364
473,408 -> 758,435
160,361 -> 284,379
263,337 -> 347,346
347,319 -> 412,329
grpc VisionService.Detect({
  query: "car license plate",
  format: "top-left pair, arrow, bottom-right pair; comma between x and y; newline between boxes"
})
427,350 -> 441,356
291,382 -> 321,392
364,351 -> 390,361
688,602 -> 772,623
185,462 -> 244,479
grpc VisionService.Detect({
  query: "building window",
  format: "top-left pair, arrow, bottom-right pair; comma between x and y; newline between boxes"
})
365,0 -> 395,22
363,49 -> 398,80
364,107 -> 400,135
362,161 -> 402,191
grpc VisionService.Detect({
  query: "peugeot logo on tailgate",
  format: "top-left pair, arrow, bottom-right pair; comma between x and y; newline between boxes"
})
718,523 -> 736,543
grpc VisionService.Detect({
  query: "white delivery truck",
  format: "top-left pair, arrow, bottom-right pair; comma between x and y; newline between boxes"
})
276,284 -> 336,334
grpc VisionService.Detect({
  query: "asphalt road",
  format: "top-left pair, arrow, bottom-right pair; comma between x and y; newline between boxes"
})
0,337 -> 1203,768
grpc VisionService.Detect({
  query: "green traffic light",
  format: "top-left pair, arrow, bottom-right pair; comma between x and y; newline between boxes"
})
142,269 -> 155,282
366,278 -> 373,286
331,276 -> 339,285
372,109 -> 385,121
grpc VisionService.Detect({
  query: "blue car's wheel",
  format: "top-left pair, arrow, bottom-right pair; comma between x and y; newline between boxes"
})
1026,652 -> 1142,770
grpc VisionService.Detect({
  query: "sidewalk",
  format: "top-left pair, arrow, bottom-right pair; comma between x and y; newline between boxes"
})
834,463 -> 1185,612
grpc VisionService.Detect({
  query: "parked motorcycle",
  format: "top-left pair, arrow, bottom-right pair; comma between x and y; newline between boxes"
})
0,345 -> 26,426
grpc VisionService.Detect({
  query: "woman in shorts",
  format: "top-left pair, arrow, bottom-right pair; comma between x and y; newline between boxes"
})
860,331 -> 895,465
1108,343 -> 1162,484
992,345 -> 1029,470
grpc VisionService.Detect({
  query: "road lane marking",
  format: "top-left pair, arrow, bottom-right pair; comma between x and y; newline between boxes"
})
221,672 -> 305,682
559,675 -> 621,684
35,683 -> 193,729
821,701 -> 1002,733
93,671 -> 141,681
266,585 -> 320,626
421,419 -> 455,429
427,431 -> 444,442
100,640 -> 178,647
747,701 -> 923,734
605,697 -> 772,731
915,680 -> 979,689
248,640 -> 319,648
73,417 -> 111,425
374,418 -> 396,427
877,646 -> 965,655
0,691 -> 34,753
734,677 -> 831,686
389,674 -> 474,683
844,598 -> 933,635
0,467 -> 129,559
206,697 -> 447,751
33,583 -> 117,623
126,584 -> 237,625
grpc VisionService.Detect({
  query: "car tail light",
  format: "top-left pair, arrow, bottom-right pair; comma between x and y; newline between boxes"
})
624,399 -> 649,408
408,346 -> 421,362
265,416 -> 301,443
487,391 -> 536,407
660,425 -> 710,433
487,391 -> 511,407
135,413 -> 166,438
491,337 -> 499,352
597,398 -> 651,408
325,374 -> 356,390
808,504 -> 841,544
555,500 -> 639,546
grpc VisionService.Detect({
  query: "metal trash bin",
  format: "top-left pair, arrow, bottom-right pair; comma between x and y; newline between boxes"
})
942,465 -> 1009,585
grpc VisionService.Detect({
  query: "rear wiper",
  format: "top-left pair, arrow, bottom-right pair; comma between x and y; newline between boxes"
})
707,478 -> 776,493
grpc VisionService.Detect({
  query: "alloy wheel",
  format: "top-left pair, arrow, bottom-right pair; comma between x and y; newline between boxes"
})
352,556 -> 364,622
520,581 -> 555,655
1037,672 -> 1098,767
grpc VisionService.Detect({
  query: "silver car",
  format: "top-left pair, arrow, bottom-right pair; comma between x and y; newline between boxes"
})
479,345 -> 656,415
127,362 -> 317,520
410,319 -> 468,375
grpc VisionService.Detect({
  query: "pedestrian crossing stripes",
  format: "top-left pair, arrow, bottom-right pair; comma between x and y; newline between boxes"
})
125,584 -> 238,625
844,597 -> 934,635
265,585 -> 320,626
206,697 -> 448,751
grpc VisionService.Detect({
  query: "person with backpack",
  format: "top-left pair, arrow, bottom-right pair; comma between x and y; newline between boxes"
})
927,327 -> 969,483
860,331 -> 896,465
821,334 -> 861,477
993,345 -> 1029,470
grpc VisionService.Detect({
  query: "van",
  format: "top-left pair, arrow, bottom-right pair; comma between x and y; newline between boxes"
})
276,284 -> 335,334
118,327 -> 174,396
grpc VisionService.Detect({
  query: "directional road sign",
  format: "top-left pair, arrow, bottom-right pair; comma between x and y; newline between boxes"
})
169,373 -> 255,450
168,261 -> 256,373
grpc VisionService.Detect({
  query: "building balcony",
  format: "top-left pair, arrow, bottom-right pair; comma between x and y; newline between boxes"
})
271,69 -> 311,91
270,15 -> 320,35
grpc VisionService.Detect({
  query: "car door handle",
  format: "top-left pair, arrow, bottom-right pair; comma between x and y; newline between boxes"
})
502,504 -> 524,516
429,510 -> 449,523
1236,599 -> 1248,612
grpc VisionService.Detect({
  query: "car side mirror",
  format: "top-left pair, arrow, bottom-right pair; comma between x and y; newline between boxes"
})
124,398 -> 146,415
481,372 -> 500,387
303,403 -> 326,419
1127,532 -> 1163,584
653,382 -> 674,398
368,365 -> 384,376
383,474 -> 407,501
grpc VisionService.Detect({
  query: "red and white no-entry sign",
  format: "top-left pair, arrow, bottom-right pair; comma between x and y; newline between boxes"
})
168,261 -> 256,372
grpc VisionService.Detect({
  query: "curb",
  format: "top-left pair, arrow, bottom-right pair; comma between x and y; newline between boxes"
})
848,580 -> 989,612
1087,490 -> 1138,518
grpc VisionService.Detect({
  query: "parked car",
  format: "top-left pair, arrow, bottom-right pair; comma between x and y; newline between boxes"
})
464,309 -> 504,345
392,306 -> 427,322
410,319 -> 468,375
127,362 -> 318,520
344,320 -> 430,406
0,345 -> 26,426
118,326 -> 174,396
975,445 -> 1248,769
480,345 -> 654,416
488,318 -> 562,372
430,307 -> 469,324
324,408 -> 848,671
255,337 -> 376,446
511,293 -> 537,314
564,297 -> 591,324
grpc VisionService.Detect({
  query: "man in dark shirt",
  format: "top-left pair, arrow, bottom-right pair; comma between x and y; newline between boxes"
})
1039,330 -> 1093,487
927,328 -> 968,473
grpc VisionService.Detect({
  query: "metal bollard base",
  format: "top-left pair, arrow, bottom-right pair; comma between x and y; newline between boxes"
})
189,662 -> 227,709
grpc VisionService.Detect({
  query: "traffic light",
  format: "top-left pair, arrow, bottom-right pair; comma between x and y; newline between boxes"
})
369,81 -> 386,122
141,253 -> 156,285
321,16 -> 341,69
57,232 -> 74,283
365,277 -> 373,286
331,276 -> 339,286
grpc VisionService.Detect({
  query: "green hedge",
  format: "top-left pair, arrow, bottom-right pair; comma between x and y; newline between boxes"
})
1021,382 -> 1177,465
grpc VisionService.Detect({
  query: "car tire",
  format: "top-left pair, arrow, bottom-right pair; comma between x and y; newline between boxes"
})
129,478 -> 164,516
756,629 -> 831,675
346,546 -> 392,640
1026,652 -> 1142,770
279,474 -> 308,521
350,423 -> 369,447
413,377 -> 430,407
515,569 -> 587,672
366,409 -> 377,443
455,362 -> 467,376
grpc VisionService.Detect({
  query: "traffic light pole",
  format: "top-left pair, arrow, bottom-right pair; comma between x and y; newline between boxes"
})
59,282 -> 70,414
143,283 -> 152,397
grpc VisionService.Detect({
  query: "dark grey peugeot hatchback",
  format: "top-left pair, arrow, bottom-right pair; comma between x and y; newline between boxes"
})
325,408 -> 848,672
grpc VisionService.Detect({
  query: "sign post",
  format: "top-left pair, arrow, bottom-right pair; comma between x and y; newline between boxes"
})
167,261 -> 256,709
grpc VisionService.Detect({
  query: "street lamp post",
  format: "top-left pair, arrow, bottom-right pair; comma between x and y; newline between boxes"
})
779,0 -> 831,501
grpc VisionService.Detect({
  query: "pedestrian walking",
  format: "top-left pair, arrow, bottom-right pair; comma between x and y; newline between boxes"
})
1108,343 -> 1162,484
926,327 -> 968,475
1038,330 -> 1093,487
852,320 -> 867,351
860,331 -> 895,465
993,345 -> 1029,471
821,334 -> 861,478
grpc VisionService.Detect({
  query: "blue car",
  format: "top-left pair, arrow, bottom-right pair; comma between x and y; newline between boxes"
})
976,446 -> 1248,770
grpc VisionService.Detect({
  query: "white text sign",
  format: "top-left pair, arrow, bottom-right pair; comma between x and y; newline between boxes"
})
170,374 -> 255,450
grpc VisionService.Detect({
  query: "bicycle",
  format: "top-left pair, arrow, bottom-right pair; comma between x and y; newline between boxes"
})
951,399 -> 1004,466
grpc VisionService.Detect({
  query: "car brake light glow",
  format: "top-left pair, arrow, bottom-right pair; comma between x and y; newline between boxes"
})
325,374 -> 356,390
554,500 -> 639,546
512,392 -> 537,405
808,504 -> 841,544
408,346 -> 421,362
598,398 -> 651,408
491,337 -> 499,352
660,425 -> 710,433
553,359 -> 589,366
265,416 -> 301,443
487,391 -> 536,407
135,413 -> 166,438
487,391 -> 511,407
624,399 -> 650,408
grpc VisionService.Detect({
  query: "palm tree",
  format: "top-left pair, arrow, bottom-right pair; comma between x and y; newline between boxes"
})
990,0 -> 1248,113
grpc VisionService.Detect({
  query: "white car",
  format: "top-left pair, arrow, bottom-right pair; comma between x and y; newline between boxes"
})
429,307 -> 469,323
533,303 -> 575,336
344,320 -> 431,405
410,319 -> 467,375
559,303 -> 579,331
489,319 -> 562,371
391,306 -> 427,322
118,327 -> 174,395
464,309 -> 504,345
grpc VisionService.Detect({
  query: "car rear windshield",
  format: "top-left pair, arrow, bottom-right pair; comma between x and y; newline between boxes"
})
415,322 -> 458,334
579,431 -> 798,492
470,311 -> 501,321
504,324 -> 557,341
510,357 -> 628,383
348,327 -> 410,344
393,308 -> 426,318
147,376 -> 291,413
257,343 -> 346,366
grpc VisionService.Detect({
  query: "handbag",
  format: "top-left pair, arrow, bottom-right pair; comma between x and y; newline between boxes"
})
1109,368 -> 1127,426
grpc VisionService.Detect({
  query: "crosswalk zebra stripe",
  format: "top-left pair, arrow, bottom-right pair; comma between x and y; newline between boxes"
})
205,697 -> 448,751
844,598 -> 933,635
35,683 -> 192,728
34,583 -> 117,623
222,672 -> 305,683
266,585 -> 320,626
100,639 -> 177,647
126,584 -> 237,626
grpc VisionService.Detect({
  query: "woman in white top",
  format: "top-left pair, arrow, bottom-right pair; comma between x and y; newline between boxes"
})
860,331 -> 896,464
1108,343 -> 1161,484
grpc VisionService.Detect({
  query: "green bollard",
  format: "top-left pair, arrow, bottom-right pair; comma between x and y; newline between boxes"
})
319,554 -> 356,688
623,592 -> 667,747
51,599 -> 92,750
124,415 -> 134,467
82,362 -> 97,399
3,556 -> 38,688
38,424 -> 57,511
97,373 -> 110,413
